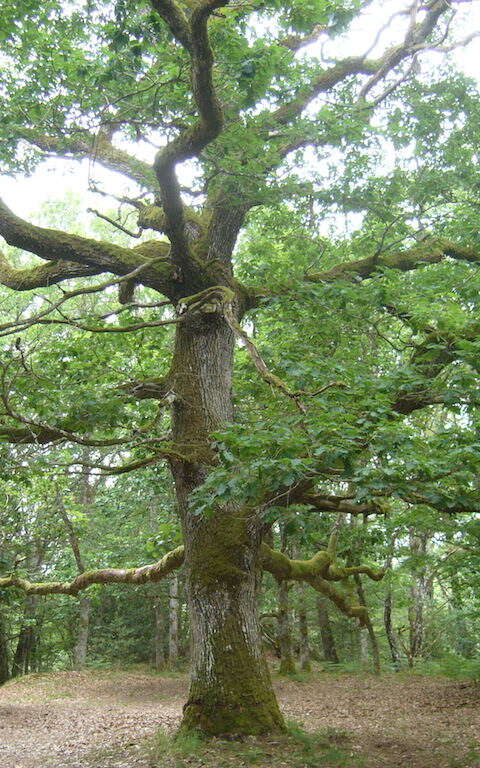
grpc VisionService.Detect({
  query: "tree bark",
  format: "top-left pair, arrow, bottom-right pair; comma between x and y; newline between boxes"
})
316,594 -> 339,663
450,577 -> 475,659
12,594 -> 38,677
170,314 -> 284,735
277,577 -> 296,675
57,468 -> 94,670
354,574 -> 381,675
408,531 -> 429,667
276,528 -> 296,676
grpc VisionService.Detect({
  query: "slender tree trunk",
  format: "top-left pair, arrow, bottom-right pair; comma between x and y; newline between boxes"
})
383,536 -> 401,670
73,596 -> 91,670
0,607 -> 9,684
277,527 -> 296,676
354,574 -> 381,675
170,315 -> 284,735
297,583 -> 311,671
154,592 -> 166,671
12,594 -> 38,677
277,578 -> 296,675
57,484 -> 92,670
408,531 -> 429,666
359,628 -> 369,666
450,577 -> 475,658
168,572 -> 179,668
316,594 -> 339,663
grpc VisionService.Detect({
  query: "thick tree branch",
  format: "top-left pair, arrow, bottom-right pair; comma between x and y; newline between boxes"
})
302,493 -> 384,517
0,546 -> 185,596
260,542 -> 384,626
0,251 -> 101,291
0,265 -> 174,337
151,0 -> 230,271
0,199 -> 177,298
250,238 -> 480,305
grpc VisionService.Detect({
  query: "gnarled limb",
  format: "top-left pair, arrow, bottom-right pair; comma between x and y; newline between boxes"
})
0,546 -> 185,596
0,263 -> 175,337
260,542 -> 384,626
0,252 -> 100,291
302,493 -> 384,517
268,0 -> 455,129
0,199 -> 177,298
309,238 -> 480,283
151,0 -> 230,270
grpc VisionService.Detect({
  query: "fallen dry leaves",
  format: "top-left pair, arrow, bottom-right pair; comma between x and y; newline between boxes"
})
0,668 -> 478,768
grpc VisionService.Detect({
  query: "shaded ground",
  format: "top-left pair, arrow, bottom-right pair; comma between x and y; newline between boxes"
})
0,668 -> 479,768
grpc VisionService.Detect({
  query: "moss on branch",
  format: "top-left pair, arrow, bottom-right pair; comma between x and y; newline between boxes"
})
261,543 -> 384,627
0,546 -> 185,596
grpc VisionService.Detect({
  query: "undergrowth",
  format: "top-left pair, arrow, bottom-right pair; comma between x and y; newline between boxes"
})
152,721 -> 364,768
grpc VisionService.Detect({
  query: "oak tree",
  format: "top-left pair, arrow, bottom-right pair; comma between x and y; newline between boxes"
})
1,0 -> 480,736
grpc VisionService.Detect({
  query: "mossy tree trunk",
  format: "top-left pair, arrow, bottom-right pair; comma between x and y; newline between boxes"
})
170,315 -> 285,736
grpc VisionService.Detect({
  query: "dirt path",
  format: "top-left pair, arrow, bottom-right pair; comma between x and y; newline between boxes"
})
0,669 -> 479,768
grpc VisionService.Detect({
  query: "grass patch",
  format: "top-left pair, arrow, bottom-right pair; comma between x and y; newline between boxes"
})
449,744 -> 480,767
151,722 -> 363,768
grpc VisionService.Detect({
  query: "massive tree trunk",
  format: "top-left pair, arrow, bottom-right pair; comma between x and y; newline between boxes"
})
170,314 -> 284,735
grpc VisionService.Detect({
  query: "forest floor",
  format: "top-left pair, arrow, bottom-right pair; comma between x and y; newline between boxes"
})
0,667 -> 479,768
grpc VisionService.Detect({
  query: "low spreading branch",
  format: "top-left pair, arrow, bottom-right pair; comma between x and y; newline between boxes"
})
0,535 -> 383,626
0,546 -> 185,595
